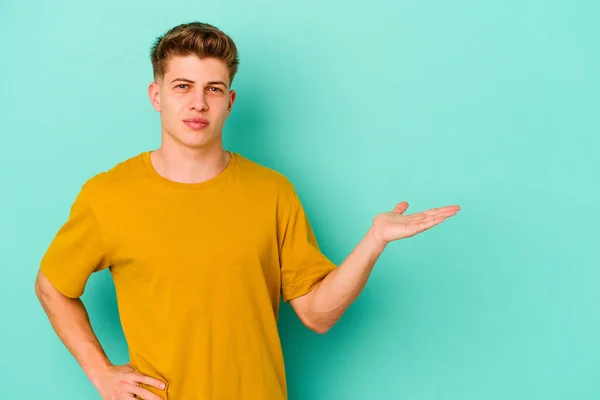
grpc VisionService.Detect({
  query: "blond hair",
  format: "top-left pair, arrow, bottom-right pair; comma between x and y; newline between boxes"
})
150,22 -> 239,85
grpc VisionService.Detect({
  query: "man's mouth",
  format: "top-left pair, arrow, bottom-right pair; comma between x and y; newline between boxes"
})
183,117 -> 210,130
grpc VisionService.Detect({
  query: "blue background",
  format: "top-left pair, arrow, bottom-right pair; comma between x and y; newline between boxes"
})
1,0 -> 599,398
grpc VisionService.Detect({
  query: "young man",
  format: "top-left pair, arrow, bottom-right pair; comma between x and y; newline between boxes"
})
34,22 -> 460,400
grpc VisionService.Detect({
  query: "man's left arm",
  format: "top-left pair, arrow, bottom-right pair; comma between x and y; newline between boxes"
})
289,201 -> 461,334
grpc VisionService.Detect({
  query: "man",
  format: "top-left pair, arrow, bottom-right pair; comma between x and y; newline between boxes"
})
34,21 -> 460,400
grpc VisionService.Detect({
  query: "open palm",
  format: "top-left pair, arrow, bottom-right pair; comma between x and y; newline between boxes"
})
371,201 -> 461,243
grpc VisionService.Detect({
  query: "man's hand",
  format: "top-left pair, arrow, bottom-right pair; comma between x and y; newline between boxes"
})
369,201 -> 461,245
288,201 -> 461,333
94,363 -> 166,400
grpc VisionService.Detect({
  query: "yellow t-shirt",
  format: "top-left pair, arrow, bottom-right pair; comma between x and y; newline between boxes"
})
40,151 -> 337,399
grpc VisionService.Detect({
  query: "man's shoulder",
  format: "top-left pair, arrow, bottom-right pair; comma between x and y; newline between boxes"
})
235,153 -> 295,194
79,152 -> 146,196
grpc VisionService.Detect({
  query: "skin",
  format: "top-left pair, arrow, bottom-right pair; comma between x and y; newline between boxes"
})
34,53 -> 461,399
34,54 -> 237,400
288,201 -> 461,334
146,55 -> 237,182
34,273 -> 166,400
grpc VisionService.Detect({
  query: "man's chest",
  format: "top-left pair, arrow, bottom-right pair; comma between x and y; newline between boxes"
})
101,194 -> 281,287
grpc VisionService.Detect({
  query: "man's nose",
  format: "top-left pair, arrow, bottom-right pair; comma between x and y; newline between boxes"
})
190,91 -> 208,111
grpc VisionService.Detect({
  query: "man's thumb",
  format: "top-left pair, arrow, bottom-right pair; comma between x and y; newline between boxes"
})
393,201 -> 409,214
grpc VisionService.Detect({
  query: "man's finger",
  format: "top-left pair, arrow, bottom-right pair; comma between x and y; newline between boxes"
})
133,373 -> 166,390
416,216 -> 446,231
130,385 -> 163,400
407,209 -> 456,223
419,208 -> 459,219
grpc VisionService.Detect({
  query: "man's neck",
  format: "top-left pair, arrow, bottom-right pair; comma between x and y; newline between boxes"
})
150,143 -> 231,185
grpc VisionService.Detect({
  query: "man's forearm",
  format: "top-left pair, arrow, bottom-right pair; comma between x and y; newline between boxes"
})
35,275 -> 111,388
308,228 -> 387,332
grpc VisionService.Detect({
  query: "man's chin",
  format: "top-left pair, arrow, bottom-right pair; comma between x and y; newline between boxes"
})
165,131 -> 219,149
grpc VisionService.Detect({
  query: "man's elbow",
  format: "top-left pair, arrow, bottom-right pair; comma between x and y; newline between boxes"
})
34,271 -> 45,300
306,317 -> 336,334
34,270 -> 68,307
34,272 -> 53,310
303,306 -> 343,334
312,325 -> 331,335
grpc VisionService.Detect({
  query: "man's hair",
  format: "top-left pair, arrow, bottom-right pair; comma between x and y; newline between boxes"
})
150,22 -> 239,86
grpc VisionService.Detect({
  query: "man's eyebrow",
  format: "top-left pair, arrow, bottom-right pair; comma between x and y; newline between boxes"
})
170,78 -> 228,88
170,78 -> 195,84
207,81 -> 228,88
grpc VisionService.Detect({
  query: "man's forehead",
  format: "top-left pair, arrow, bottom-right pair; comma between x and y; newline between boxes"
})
164,55 -> 229,80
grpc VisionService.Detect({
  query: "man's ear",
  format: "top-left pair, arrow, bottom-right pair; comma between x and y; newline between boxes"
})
227,89 -> 236,112
148,81 -> 161,112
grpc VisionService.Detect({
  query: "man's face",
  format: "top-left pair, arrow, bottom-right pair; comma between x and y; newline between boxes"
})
148,55 -> 236,149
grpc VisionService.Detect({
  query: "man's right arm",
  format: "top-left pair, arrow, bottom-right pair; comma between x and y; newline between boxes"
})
34,270 -> 165,400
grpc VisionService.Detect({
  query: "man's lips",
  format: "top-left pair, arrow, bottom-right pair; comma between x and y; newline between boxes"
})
183,117 -> 210,130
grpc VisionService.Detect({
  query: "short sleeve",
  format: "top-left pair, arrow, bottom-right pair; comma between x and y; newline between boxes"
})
40,184 -> 110,298
279,190 -> 337,302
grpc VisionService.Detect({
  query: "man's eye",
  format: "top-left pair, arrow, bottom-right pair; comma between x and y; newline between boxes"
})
176,84 -> 189,89
208,87 -> 222,93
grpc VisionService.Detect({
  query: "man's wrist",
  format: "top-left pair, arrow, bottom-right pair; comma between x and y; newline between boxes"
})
85,358 -> 113,388
365,227 -> 388,252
